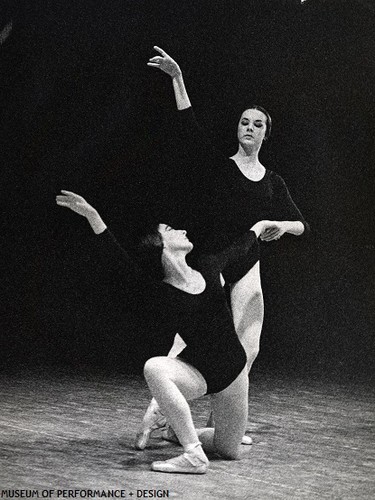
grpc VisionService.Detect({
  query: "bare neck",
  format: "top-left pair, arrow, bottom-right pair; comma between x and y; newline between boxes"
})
162,250 -> 195,286
231,144 -> 260,165
230,146 -> 266,180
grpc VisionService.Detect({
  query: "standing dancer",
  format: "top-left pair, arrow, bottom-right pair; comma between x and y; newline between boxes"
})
136,47 -> 310,448
56,190 -> 276,473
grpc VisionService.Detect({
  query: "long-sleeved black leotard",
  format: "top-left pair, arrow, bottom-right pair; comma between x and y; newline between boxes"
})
94,228 -> 259,394
176,107 -> 310,282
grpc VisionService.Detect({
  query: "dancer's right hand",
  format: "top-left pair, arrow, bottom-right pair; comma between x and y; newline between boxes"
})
147,46 -> 181,78
56,190 -> 96,218
56,190 -> 107,234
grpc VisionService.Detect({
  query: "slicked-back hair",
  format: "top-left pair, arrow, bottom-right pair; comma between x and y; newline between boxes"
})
135,222 -> 165,281
241,105 -> 272,141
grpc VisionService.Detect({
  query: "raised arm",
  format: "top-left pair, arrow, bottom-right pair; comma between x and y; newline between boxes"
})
56,190 -> 107,234
55,192 -> 168,315
56,191 -> 143,278
147,45 -> 227,180
148,46 -> 191,110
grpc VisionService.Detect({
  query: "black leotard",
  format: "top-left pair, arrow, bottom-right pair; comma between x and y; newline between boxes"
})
177,107 -> 310,282
94,228 -> 258,393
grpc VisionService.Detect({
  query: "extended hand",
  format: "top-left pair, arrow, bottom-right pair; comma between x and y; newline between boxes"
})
260,221 -> 287,242
56,190 -> 96,218
147,46 -> 181,78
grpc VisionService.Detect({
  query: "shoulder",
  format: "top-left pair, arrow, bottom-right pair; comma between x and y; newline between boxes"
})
268,169 -> 283,182
267,170 -> 288,189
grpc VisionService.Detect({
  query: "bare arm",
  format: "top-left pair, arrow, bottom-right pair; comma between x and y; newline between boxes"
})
148,46 -> 191,110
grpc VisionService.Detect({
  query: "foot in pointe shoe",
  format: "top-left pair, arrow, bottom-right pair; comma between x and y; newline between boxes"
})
241,434 -> 253,445
151,449 -> 209,474
135,401 -> 166,450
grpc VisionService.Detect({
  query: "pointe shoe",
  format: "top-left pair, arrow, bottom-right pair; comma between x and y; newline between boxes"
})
241,434 -> 253,445
135,403 -> 167,450
151,450 -> 209,474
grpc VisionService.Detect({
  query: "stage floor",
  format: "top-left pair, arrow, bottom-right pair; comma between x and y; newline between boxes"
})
0,369 -> 374,499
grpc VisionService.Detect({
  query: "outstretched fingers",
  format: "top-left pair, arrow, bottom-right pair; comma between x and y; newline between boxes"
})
56,191 -> 83,208
55,190 -> 94,218
60,190 -> 78,196
147,56 -> 162,68
58,190 -> 84,203
56,201 -> 70,208
153,45 -> 167,56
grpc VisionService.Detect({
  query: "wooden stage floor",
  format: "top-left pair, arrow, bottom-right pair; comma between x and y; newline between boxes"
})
0,369 -> 374,499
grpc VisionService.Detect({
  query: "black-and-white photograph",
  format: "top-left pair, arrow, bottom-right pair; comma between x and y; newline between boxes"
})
1,0 -> 374,498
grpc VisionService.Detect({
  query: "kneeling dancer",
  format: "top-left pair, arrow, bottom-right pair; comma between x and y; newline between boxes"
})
56,190 -> 274,474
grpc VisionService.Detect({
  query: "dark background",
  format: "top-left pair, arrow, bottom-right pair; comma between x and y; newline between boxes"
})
1,0 -> 374,381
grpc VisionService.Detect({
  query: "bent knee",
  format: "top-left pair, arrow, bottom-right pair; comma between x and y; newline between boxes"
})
143,357 -> 166,379
216,444 -> 241,460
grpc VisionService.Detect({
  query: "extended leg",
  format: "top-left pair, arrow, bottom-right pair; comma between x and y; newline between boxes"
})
230,261 -> 264,372
205,262 -> 263,439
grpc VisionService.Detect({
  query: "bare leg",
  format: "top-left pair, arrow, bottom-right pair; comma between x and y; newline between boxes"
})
198,366 -> 249,459
135,334 -> 186,449
144,356 -> 207,446
148,361 -> 249,461
140,261 -> 262,448
230,261 -> 264,373
143,356 -> 209,473
205,262 -> 263,440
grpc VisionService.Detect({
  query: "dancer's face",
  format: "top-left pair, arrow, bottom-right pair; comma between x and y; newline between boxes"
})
158,224 -> 193,253
237,108 -> 267,149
